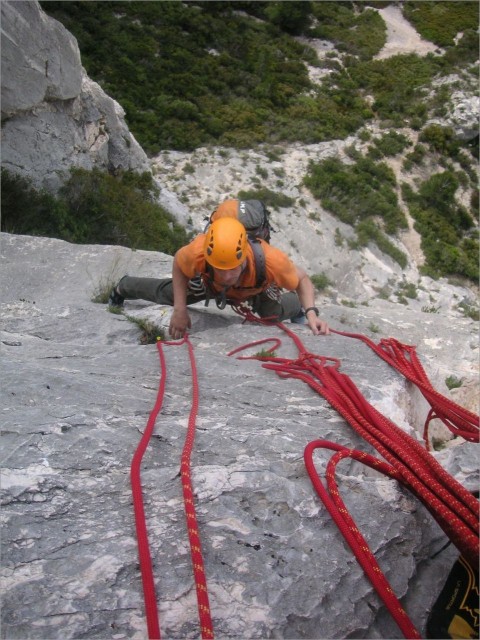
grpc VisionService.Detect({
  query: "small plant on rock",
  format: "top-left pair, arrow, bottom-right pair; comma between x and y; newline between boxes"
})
126,316 -> 166,345
255,349 -> 277,359
311,273 -> 331,291
445,375 -> 463,390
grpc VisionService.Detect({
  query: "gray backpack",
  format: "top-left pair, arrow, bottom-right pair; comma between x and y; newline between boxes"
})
208,198 -> 272,243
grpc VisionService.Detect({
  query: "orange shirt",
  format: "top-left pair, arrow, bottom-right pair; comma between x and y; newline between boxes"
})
175,234 -> 299,301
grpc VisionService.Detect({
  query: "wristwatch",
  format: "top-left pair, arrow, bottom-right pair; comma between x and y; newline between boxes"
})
304,306 -> 319,317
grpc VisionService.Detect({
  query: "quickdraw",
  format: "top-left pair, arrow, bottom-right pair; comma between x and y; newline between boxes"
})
130,336 -> 214,640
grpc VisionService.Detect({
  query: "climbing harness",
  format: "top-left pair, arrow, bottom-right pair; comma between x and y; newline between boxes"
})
130,336 -> 214,640
228,307 -> 479,639
203,237 -> 267,310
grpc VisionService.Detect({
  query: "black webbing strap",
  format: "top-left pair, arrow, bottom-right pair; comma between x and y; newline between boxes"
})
249,238 -> 266,289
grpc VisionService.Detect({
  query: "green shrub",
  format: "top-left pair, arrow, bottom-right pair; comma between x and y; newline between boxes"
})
396,281 -> 418,299
125,315 -> 166,345
304,156 -> 407,235
308,3 -> 386,59
457,301 -> 480,321
1,170 -> 77,240
349,53 -> 441,128
402,169 -> 477,281
419,124 -> 460,157
404,143 -> 427,168
310,273 -> 331,291
403,1 -> 479,48
1,168 -> 191,255
367,131 -> 411,158
445,375 -> 463,390
356,219 -> 408,268
237,187 -> 295,210
265,1 -> 313,35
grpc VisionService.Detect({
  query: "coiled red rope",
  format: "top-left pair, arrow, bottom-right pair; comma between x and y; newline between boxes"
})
331,329 -> 479,447
130,336 -> 214,640
228,307 -> 479,638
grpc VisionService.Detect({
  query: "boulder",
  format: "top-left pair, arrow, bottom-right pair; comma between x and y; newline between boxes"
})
429,75 -> 480,142
448,92 -> 480,141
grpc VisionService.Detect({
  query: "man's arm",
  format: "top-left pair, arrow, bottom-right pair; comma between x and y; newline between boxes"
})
295,266 -> 330,336
169,255 -> 192,339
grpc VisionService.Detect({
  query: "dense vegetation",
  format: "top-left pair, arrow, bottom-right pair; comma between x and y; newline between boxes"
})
304,154 -> 409,268
402,170 -> 478,281
403,1 -> 479,49
1,169 -> 191,253
304,122 -> 478,279
38,1 -> 383,153
41,1 -> 477,154
16,1 -> 479,280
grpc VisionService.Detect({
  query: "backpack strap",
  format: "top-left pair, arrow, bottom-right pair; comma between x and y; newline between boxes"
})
248,238 -> 266,289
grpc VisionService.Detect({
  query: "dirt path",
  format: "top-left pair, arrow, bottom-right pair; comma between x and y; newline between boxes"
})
375,4 -> 441,60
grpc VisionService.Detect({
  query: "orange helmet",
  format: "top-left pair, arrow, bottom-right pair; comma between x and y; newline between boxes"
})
204,217 -> 247,269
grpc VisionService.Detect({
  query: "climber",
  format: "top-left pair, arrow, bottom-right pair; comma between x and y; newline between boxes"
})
109,217 -> 330,339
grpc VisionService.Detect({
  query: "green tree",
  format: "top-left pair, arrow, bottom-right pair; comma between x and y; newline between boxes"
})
265,1 -> 313,35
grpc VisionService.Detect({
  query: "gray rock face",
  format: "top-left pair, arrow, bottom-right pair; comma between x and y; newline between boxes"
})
1,0 -> 82,114
1,233 -> 478,639
1,1 -> 150,192
448,92 -> 480,141
429,75 -> 480,141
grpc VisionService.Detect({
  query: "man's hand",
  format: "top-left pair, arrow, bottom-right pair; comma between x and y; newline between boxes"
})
294,267 -> 330,336
169,308 -> 191,339
307,315 -> 330,336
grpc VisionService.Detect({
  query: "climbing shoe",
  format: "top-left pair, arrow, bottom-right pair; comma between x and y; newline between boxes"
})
290,309 -> 306,325
108,286 -> 125,308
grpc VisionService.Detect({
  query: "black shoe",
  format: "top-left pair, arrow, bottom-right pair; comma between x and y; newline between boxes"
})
108,286 -> 125,308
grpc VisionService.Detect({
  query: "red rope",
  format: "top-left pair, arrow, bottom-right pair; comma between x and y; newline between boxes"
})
130,341 -> 166,640
231,305 -> 479,445
331,329 -> 479,446
179,336 -> 215,639
228,316 -> 479,638
304,440 -> 421,639
130,336 -> 214,640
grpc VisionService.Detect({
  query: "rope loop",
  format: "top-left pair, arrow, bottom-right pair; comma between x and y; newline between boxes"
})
227,337 -> 281,359
332,329 -> 479,445
304,440 -> 421,639
229,319 -> 479,639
